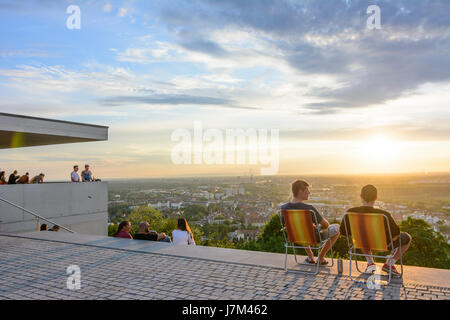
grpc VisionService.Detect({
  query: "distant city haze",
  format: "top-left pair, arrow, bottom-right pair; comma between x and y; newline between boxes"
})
1,1 -> 449,180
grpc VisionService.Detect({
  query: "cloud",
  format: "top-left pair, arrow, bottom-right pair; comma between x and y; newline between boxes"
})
98,93 -> 259,110
103,3 -> 112,13
153,0 -> 450,114
118,7 -> 128,17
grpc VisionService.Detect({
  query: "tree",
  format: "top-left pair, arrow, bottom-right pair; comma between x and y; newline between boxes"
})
183,204 -> 208,220
126,206 -> 176,236
399,217 -> 450,269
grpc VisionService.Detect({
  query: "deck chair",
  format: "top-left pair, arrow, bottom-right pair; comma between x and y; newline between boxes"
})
280,209 -> 334,274
342,212 -> 403,284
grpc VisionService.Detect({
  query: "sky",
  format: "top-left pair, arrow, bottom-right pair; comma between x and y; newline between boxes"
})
0,0 -> 449,180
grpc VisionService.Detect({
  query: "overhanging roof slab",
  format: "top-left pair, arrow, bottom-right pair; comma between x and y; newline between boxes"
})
0,113 -> 108,149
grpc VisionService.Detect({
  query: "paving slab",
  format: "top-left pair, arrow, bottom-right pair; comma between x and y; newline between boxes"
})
0,232 -> 449,300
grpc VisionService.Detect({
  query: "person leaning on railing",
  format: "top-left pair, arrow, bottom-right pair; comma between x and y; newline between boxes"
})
30,173 -> 45,184
81,164 -> 94,182
71,165 -> 80,182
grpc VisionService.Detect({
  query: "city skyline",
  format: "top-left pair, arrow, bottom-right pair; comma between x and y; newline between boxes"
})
1,0 -> 450,180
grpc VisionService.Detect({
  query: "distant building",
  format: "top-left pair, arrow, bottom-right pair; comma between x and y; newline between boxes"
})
230,229 -> 259,241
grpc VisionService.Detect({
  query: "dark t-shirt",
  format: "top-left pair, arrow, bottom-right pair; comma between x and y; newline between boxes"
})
280,202 -> 323,224
8,174 -> 18,184
340,206 -> 400,243
280,202 -> 324,241
134,233 -> 158,241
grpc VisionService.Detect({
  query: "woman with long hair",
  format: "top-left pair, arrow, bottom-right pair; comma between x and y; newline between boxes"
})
172,218 -> 195,245
0,171 -> 6,184
114,220 -> 133,239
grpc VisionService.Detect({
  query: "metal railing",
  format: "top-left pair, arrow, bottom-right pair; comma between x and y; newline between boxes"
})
0,196 -> 76,233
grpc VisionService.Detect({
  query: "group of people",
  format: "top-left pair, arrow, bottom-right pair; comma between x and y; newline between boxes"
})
281,180 -> 412,278
40,224 -> 60,232
71,164 -> 97,182
114,218 -> 196,246
112,179 -> 411,278
0,170 -> 45,185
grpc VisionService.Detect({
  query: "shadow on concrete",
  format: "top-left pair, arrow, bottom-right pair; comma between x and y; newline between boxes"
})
343,272 -> 408,300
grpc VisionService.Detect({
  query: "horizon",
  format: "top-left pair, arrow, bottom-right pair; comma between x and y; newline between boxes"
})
1,0 -> 450,180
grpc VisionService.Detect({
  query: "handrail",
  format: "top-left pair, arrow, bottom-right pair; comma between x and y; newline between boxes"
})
0,196 -> 76,233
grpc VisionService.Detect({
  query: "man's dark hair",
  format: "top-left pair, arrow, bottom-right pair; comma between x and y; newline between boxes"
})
74,165 -> 78,169
361,184 -> 378,203
292,180 -> 310,197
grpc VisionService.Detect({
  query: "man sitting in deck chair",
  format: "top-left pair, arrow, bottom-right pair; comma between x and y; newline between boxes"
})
341,184 -> 412,277
281,180 -> 340,265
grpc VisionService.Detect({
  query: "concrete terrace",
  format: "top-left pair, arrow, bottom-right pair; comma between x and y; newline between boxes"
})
0,232 -> 449,300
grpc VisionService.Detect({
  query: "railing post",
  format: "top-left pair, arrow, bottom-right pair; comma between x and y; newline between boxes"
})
37,218 -> 40,231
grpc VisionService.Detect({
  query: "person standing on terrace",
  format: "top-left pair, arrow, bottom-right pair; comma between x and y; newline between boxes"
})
81,164 -> 94,182
115,221 -> 133,239
340,184 -> 412,277
172,218 -> 196,245
281,180 -> 340,265
71,165 -> 80,182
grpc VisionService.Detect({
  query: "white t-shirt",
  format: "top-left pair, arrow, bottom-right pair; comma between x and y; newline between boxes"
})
172,229 -> 196,245
71,171 -> 80,182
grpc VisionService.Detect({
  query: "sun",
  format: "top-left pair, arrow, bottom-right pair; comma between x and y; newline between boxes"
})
362,135 -> 399,164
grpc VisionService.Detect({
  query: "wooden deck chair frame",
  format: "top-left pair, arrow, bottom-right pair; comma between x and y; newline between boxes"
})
280,209 -> 334,275
342,212 -> 404,285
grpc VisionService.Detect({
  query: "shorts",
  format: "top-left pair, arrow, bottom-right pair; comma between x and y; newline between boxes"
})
316,223 -> 340,241
387,232 -> 411,250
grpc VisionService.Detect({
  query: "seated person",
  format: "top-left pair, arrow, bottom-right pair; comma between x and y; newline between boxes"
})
8,170 -> 20,184
172,218 -> 196,245
134,222 -> 171,242
49,225 -> 60,232
18,172 -> 30,184
340,184 -> 412,277
0,171 -> 7,184
281,179 -> 340,265
30,173 -> 45,184
114,220 -> 133,239
40,224 -> 48,231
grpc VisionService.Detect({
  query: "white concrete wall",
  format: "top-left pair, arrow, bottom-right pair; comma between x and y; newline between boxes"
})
0,182 -> 108,235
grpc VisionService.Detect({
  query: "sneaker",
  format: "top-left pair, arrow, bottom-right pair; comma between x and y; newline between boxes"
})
382,264 -> 402,278
318,259 -> 329,266
364,263 -> 376,274
304,257 -> 316,264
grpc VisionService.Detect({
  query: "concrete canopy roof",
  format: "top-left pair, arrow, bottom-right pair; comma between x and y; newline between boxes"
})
0,113 -> 108,149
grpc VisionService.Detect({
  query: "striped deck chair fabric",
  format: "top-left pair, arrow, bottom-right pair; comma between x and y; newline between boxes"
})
346,212 -> 389,251
282,209 -> 318,246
